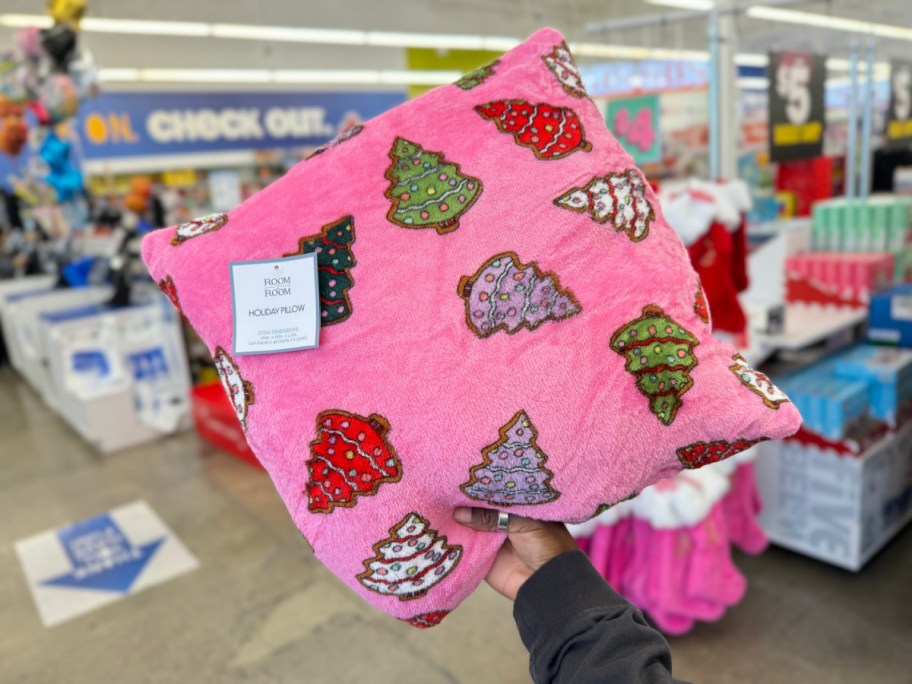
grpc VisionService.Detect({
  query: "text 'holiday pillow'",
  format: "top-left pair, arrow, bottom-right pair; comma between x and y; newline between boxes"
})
142,28 -> 801,628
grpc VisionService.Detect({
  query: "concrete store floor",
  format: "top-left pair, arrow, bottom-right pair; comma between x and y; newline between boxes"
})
1,368 -> 911,684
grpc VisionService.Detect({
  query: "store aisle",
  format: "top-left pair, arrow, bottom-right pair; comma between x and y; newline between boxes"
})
1,368 -> 911,684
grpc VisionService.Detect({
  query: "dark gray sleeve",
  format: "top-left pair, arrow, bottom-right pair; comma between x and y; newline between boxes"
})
513,551 -> 689,684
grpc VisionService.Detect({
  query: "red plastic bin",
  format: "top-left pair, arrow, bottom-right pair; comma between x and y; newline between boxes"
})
190,383 -> 263,470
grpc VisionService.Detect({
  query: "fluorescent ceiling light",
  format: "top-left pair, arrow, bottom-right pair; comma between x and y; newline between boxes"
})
81,18 -> 208,36
379,70 -> 463,84
571,42 -> 707,61
211,24 -> 366,44
737,77 -> 769,90
0,14 -> 52,28
747,6 -> 912,41
482,37 -> 522,51
141,69 -> 273,83
96,68 -> 464,86
646,0 -> 714,10
273,70 -> 381,85
277,69 -> 462,86
826,58 -> 891,76
99,68 -> 141,81
366,31 -> 483,50
735,53 -> 768,67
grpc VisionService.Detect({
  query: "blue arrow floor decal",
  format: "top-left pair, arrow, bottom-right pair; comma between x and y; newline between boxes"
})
41,513 -> 165,594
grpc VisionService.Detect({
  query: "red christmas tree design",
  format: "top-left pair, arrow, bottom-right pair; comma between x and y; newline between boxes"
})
306,410 -> 401,514
475,100 -> 592,160
676,437 -> 768,469
694,285 -> 710,324
401,610 -> 451,628
157,275 -> 181,313
358,512 -> 462,601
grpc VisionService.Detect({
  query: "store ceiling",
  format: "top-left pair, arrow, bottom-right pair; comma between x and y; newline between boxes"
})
1,0 -> 911,89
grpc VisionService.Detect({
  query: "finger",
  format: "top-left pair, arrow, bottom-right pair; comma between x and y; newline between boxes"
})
453,507 -> 542,533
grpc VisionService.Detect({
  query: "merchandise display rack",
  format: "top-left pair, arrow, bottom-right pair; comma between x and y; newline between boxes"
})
749,251 -> 912,572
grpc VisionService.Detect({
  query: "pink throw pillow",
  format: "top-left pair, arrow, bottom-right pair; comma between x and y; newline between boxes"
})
141,28 -> 800,627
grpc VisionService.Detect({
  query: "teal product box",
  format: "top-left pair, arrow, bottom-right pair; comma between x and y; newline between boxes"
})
869,283 -> 912,348
834,345 -> 912,424
778,363 -> 869,440
812,202 -> 834,251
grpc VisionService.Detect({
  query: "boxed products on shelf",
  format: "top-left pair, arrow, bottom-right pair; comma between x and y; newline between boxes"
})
785,252 -> 894,309
755,422 -> 912,571
869,283 -> 912,347
812,196 -> 912,253
811,196 -> 912,282
833,346 -> 912,424
776,361 -> 869,440
776,344 -> 912,439
41,296 -> 191,452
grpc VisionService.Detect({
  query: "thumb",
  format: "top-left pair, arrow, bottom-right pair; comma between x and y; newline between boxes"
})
453,507 -> 542,533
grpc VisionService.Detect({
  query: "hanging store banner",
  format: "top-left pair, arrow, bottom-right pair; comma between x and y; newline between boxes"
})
606,94 -> 662,164
886,61 -> 912,145
74,91 -> 405,160
768,52 -> 826,162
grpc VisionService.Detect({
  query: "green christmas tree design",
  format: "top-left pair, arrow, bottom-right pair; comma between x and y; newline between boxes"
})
455,59 -> 499,90
384,138 -> 483,235
610,305 -> 699,426
284,215 -> 356,326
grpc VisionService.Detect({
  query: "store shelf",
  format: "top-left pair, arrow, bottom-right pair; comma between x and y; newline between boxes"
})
759,305 -> 867,351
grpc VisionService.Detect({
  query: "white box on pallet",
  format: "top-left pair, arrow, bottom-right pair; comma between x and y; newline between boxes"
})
755,423 -> 912,571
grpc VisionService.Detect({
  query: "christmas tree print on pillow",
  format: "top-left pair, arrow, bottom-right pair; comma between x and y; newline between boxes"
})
729,354 -> 790,409
695,285 -> 710,324
475,100 -> 592,160
171,212 -> 228,246
459,252 -> 581,338
542,41 -> 586,98
283,215 -> 356,326
676,437 -> 768,469
358,512 -> 462,601
610,306 -> 699,426
306,124 -> 364,159
401,611 -> 451,628
213,346 -> 254,432
384,137 -> 483,235
455,60 -> 499,90
554,169 -> 655,242
305,410 -> 401,514
157,275 -> 180,313
461,410 -> 560,506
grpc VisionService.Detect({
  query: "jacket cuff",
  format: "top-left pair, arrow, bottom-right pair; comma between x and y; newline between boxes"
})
513,550 -> 630,650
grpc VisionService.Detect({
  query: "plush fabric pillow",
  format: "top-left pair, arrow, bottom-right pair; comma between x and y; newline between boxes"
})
141,28 -> 800,627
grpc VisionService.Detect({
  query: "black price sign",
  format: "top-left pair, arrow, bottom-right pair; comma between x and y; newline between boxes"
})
768,52 -> 826,162
887,61 -> 912,145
